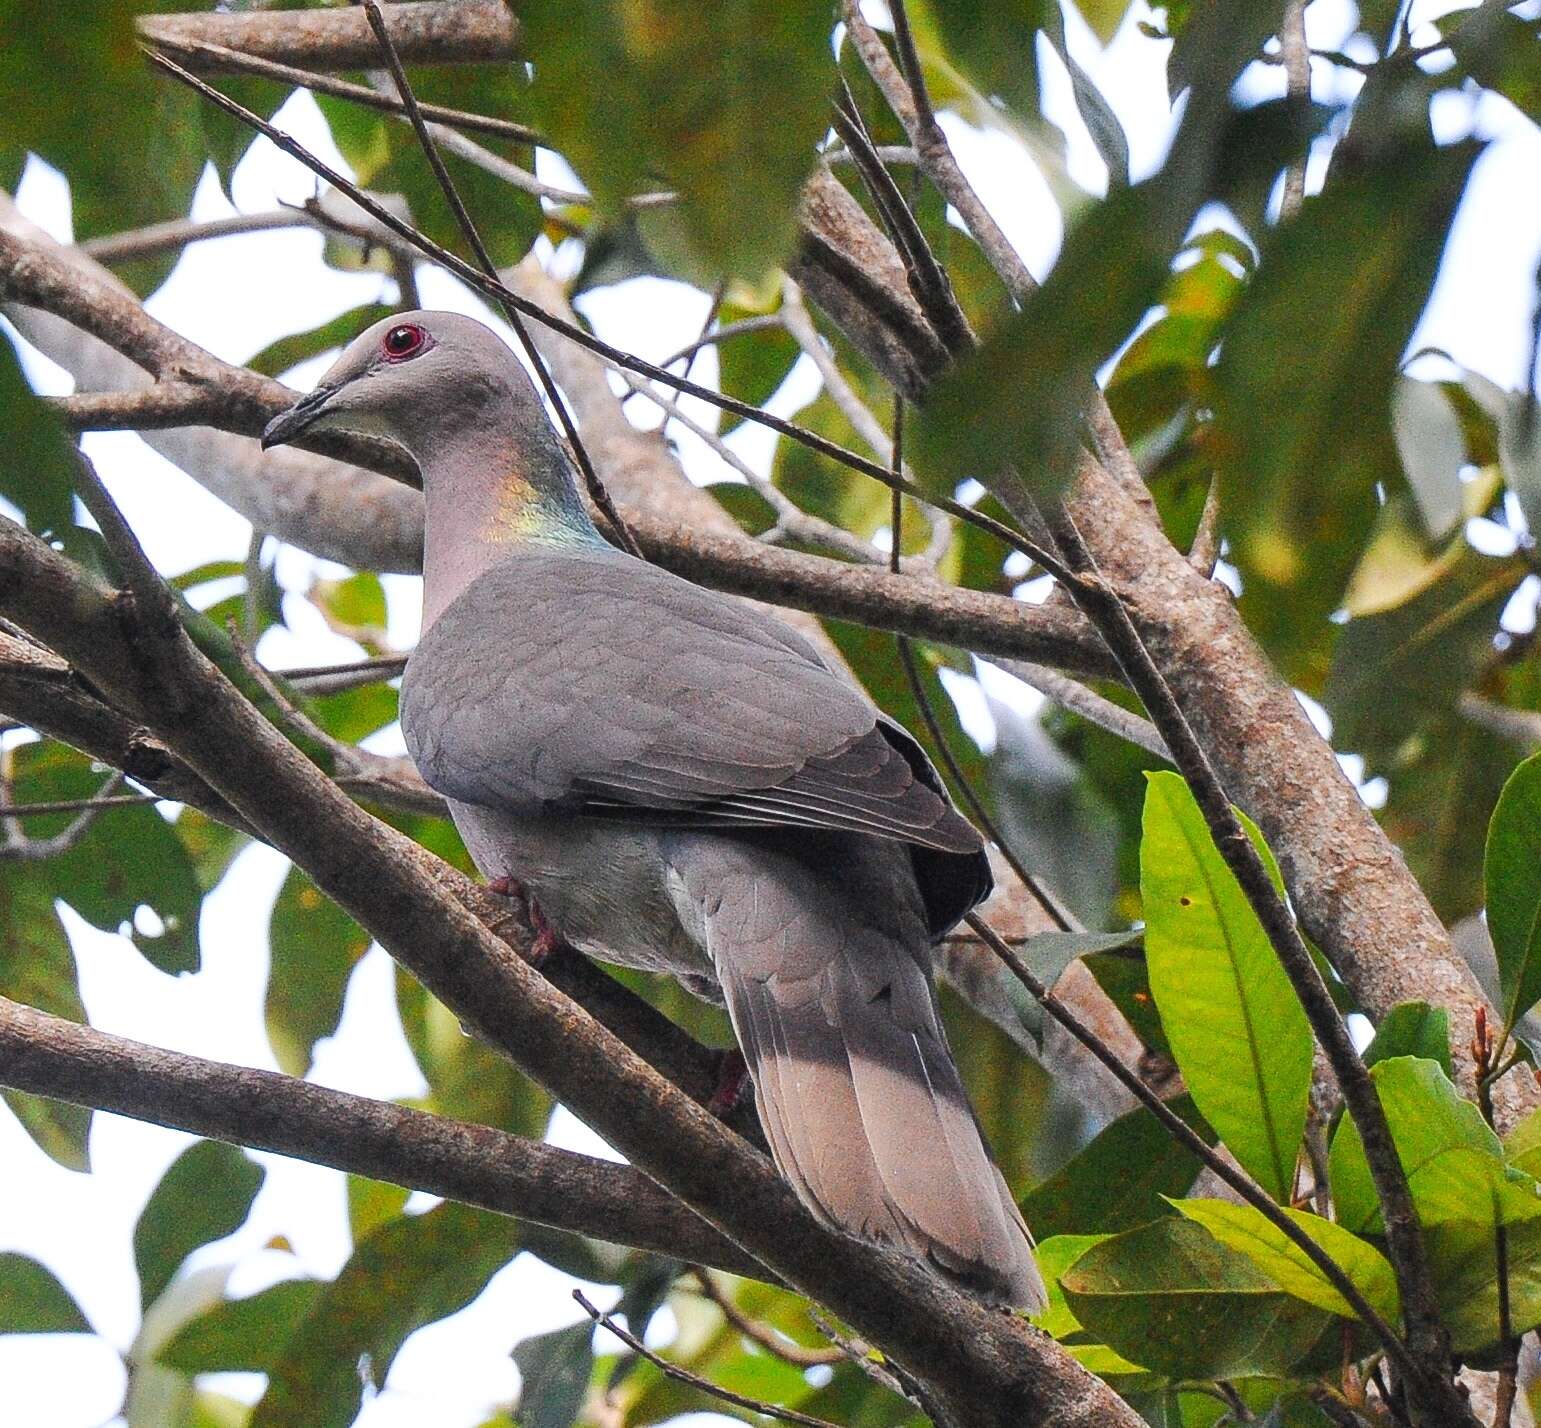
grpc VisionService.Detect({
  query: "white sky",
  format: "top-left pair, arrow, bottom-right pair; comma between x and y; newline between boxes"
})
2,2 -> 1539,1424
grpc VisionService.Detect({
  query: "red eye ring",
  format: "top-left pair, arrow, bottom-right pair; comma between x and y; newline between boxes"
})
382,323 -> 428,362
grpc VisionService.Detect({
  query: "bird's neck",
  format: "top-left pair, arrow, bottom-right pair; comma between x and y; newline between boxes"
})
419,417 -> 605,630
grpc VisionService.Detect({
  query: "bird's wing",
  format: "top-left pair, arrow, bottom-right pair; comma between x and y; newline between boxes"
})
401,547 -> 982,855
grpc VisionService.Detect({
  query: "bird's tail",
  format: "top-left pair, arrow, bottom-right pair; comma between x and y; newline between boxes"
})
679,838 -> 1045,1310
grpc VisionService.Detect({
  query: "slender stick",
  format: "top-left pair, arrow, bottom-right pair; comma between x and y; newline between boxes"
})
1036,503 -> 1464,1418
964,913 -> 1415,1376
357,0 -> 640,559
572,1291 -> 842,1428
138,46 -> 1018,545
149,34 -> 542,142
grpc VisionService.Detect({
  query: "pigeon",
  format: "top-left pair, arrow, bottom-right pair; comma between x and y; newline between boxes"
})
263,310 -> 1045,1308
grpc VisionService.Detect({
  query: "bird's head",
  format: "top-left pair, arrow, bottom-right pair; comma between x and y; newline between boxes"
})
260,310 -> 529,464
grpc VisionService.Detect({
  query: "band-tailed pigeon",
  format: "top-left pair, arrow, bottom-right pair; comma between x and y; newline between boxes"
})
263,310 -> 1045,1308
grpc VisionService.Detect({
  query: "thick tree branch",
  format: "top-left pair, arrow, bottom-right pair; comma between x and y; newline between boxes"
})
0,997 -> 763,1279
137,0 -> 518,73
0,206 -> 1115,680
773,96 -> 1536,1132
0,506 -> 1136,1428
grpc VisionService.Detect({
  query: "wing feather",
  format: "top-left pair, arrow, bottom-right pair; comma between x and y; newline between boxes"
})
403,548 -> 983,856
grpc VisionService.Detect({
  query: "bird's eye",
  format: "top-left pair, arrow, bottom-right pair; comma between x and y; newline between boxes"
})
382,323 -> 428,362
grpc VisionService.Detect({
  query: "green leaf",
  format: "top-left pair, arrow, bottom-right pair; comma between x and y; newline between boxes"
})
158,1280 -> 322,1375
1505,1105 -> 1541,1180
9,740 -> 203,973
0,331 -> 84,555
512,1320 -> 596,1428
1363,1002 -> 1452,1079
1323,546 -> 1524,766
998,929 -> 1143,1046
925,0 -> 1047,121
134,1141 -> 265,1312
1061,1218 -> 1334,1379
1327,1056 -> 1539,1233
0,2 -> 205,293
1486,752 -> 1541,1030
1214,139 -> 1480,664
913,94 -> 1322,504
1028,1233 -> 1110,1339
0,1253 -> 92,1334
717,306 -> 802,434
247,304 -> 396,380
1140,771 -> 1313,1202
1440,9 -> 1541,127
265,869 -> 371,1077
1021,1093 -> 1213,1237
0,868 -> 90,1170
347,1176 -> 412,1245
395,969 -> 554,1136
522,0 -> 835,278
1171,1198 -> 1400,1320
253,1202 -> 522,1428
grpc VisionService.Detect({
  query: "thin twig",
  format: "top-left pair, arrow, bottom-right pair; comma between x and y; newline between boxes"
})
572,1291 -> 842,1428
140,47 -> 965,518
145,34 -> 542,142
82,209 -> 312,263
829,85 -> 971,357
965,912 -> 1416,1377
995,656 -> 1168,758
1279,0 -> 1312,219
0,767 -> 128,861
358,0 -> 642,559
618,371 -> 883,564
1034,503 -> 1464,1417
1189,478 -> 1224,574
654,313 -> 785,371
688,1269 -> 845,1368
886,401 -> 1078,933
0,791 -> 160,819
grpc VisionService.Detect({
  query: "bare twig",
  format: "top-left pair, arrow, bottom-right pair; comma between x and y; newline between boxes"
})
358,0 -> 641,559
573,1290 -> 842,1428
0,766 -> 127,861
994,656 -> 1168,758
964,913 -> 1415,1375
1279,0 -> 1312,219
83,209 -> 313,264
1189,478 -> 1224,574
1034,504 -> 1467,1423
688,1269 -> 845,1368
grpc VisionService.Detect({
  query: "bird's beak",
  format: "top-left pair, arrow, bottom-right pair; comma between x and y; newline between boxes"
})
261,383 -> 341,451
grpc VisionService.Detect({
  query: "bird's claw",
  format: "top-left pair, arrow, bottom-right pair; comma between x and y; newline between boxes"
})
485,874 -> 565,967
707,1048 -> 751,1118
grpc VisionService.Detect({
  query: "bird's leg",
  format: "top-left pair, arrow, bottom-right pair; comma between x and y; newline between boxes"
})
707,1048 -> 752,1118
485,874 -> 567,967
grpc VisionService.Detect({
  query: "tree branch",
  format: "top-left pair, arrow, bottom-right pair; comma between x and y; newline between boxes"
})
136,0 -> 518,73
0,997 -> 764,1279
0,496 -> 1138,1428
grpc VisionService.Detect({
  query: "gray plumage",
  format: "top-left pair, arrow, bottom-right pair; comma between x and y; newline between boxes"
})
262,310 -> 1046,1309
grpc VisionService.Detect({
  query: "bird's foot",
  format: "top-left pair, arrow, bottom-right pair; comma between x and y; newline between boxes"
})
526,896 -> 567,968
486,875 -> 565,968
707,1049 -> 752,1119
